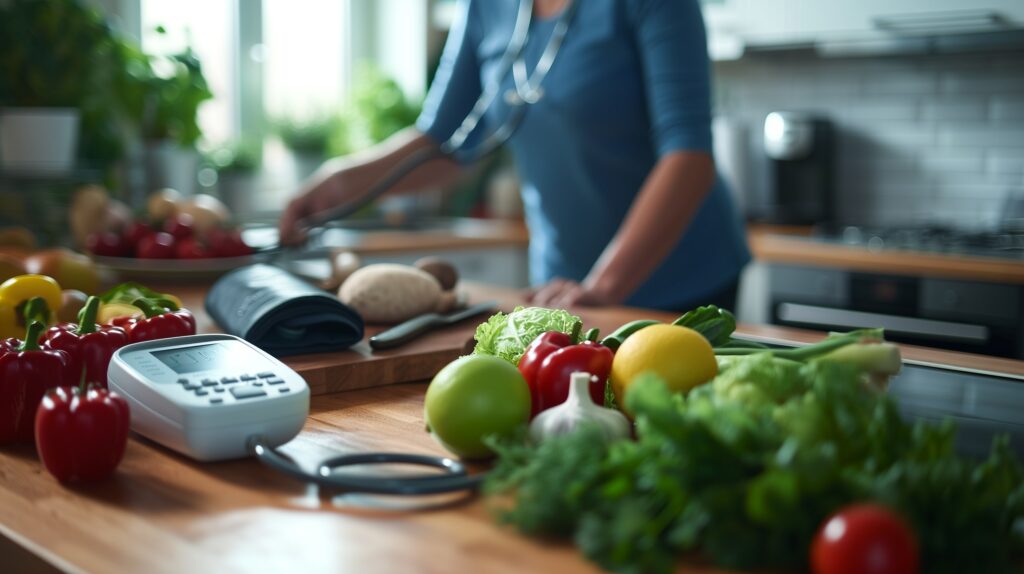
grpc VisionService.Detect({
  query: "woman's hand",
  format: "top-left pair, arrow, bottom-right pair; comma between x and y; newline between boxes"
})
528,278 -> 620,308
276,127 -> 464,246
278,162 -> 351,246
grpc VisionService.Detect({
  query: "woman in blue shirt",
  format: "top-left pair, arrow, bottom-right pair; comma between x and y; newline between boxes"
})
279,0 -> 750,311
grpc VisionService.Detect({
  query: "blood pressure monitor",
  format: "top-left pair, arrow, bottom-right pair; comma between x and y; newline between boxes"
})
109,334 -> 310,461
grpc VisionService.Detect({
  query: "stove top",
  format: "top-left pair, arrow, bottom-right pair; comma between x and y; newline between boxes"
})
816,225 -> 1024,260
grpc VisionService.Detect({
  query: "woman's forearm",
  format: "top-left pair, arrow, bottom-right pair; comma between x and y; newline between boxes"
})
583,151 -> 715,303
322,126 -> 463,196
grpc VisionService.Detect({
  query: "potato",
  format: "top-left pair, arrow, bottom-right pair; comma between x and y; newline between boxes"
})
178,194 -> 230,237
147,188 -> 183,222
0,254 -> 26,283
414,257 -> 458,291
322,251 -> 362,291
0,227 -> 37,250
57,290 -> 89,323
69,185 -> 110,247
338,264 -> 442,324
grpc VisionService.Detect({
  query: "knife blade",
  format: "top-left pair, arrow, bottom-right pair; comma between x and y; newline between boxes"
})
368,301 -> 498,351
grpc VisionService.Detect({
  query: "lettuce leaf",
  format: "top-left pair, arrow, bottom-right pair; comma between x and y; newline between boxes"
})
472,306 -> 582,365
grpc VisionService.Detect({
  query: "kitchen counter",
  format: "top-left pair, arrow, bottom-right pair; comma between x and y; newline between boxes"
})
2,283 -> 1023,574
748,225 -> 1024,284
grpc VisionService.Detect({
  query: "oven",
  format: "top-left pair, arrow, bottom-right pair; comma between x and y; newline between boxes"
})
769,264 -> 1024,359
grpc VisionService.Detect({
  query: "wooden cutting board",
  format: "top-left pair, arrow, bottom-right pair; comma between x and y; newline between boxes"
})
174,284 -> 487,396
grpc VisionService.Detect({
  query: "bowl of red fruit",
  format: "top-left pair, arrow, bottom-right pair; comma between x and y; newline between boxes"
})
83,191 -> 268,281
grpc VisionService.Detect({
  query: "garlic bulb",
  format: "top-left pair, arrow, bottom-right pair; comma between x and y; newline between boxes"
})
530,372 -> 632,444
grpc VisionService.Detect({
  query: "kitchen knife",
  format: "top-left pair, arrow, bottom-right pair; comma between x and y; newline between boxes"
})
369,301 -> 498,351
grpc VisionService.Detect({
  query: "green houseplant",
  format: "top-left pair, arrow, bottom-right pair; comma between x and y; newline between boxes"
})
0,0 -> 128,174
127,31 -> 213,196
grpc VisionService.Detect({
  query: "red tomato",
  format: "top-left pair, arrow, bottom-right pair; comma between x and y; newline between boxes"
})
175,237 -> 209,259
122,221 -> 154,247
163,213 -> 195,240
136,232 -> 177,259
86,231 -> 130,257
210,229 -> 253,258
811,504 -> 919,574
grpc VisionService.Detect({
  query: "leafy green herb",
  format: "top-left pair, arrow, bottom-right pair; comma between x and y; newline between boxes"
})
100,283 -> 179,310
486,353 -> 1024,573
671,305 -> 736,347
472,306 -> 582,365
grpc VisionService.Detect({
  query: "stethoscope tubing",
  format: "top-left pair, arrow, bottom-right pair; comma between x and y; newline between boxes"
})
249,436 -> 486,495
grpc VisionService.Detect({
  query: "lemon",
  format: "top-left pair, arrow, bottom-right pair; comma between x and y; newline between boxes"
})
610,324 -> 718,406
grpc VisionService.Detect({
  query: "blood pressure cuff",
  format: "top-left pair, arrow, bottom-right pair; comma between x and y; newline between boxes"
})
205,264 -> 364,357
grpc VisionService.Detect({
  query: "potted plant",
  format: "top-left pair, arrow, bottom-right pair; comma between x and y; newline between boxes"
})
206,138 -> 262,215
129,34 -> 212,197
0,0 -> 125,175
271,114 -> 338,181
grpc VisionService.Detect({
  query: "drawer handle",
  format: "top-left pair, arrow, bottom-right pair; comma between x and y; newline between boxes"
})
777,303 -> 990,343
873,10 -> 1010,35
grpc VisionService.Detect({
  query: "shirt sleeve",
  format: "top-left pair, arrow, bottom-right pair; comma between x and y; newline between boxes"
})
415,0 -> 484,149
628,0 -> 713,156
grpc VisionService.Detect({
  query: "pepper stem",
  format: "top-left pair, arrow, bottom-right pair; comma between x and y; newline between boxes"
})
584,328 -> 600,342
22,296 -> 49,328
77,296 -> 102,335
19,321 -> 45,352
132,297 -> 168,319
152,297 -> 180,311
569,320 -> 583,345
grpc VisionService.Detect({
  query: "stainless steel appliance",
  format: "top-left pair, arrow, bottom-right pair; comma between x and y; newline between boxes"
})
756,112 -> 835,225
768,225 -> 1024,359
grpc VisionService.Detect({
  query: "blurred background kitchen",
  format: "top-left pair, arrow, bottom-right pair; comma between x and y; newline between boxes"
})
1,0 -> 1022,358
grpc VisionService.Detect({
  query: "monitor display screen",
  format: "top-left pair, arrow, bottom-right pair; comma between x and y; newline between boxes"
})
151,343 -> 237,375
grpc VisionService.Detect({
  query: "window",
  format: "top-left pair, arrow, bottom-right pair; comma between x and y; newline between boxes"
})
136,0 -> 426,145
141,0 -> 235,143
263,0 -> 349,122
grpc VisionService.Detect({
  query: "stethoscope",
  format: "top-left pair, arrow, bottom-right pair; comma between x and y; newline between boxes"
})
252,0 -> 578,496
283,0 -> 580,238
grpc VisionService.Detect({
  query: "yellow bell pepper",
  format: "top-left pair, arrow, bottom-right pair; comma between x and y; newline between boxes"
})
0,274 -> 62,339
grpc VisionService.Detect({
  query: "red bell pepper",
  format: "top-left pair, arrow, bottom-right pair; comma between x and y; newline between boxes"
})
121,298 -> 197,343
0,321 -> 72,444
0,337 -> 19,355
35,384 -> 130,482
43,296 -> 128,388
518,329 -> 614,416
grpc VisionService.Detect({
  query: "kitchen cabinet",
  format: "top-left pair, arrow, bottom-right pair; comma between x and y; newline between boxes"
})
701,0 -> 1024,58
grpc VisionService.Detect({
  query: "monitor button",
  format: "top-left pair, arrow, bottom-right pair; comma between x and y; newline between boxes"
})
231,386 -> 267,400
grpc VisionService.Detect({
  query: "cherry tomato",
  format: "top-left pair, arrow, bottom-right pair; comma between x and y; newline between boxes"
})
122,221 -> 154,247
136,232 -> 177,259
175,237 -> 208,259
811,504 -> 919,574
163,213 -> 195,240
86,232 -> 130,257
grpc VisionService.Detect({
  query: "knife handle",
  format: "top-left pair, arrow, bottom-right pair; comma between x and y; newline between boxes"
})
369,314 -> 442,350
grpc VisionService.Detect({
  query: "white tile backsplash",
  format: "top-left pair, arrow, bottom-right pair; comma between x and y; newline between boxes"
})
715,50 -> 1024,228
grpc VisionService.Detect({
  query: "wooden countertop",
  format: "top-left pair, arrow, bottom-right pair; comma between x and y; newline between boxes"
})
748,225 -> 1024,285
324,218 -> 529,255
2,283 -> 1023,574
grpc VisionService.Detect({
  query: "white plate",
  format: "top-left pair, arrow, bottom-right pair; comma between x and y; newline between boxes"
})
91,252 -> 273,282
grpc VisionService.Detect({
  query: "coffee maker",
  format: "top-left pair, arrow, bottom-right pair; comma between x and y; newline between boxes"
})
757,112 -> 834,225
